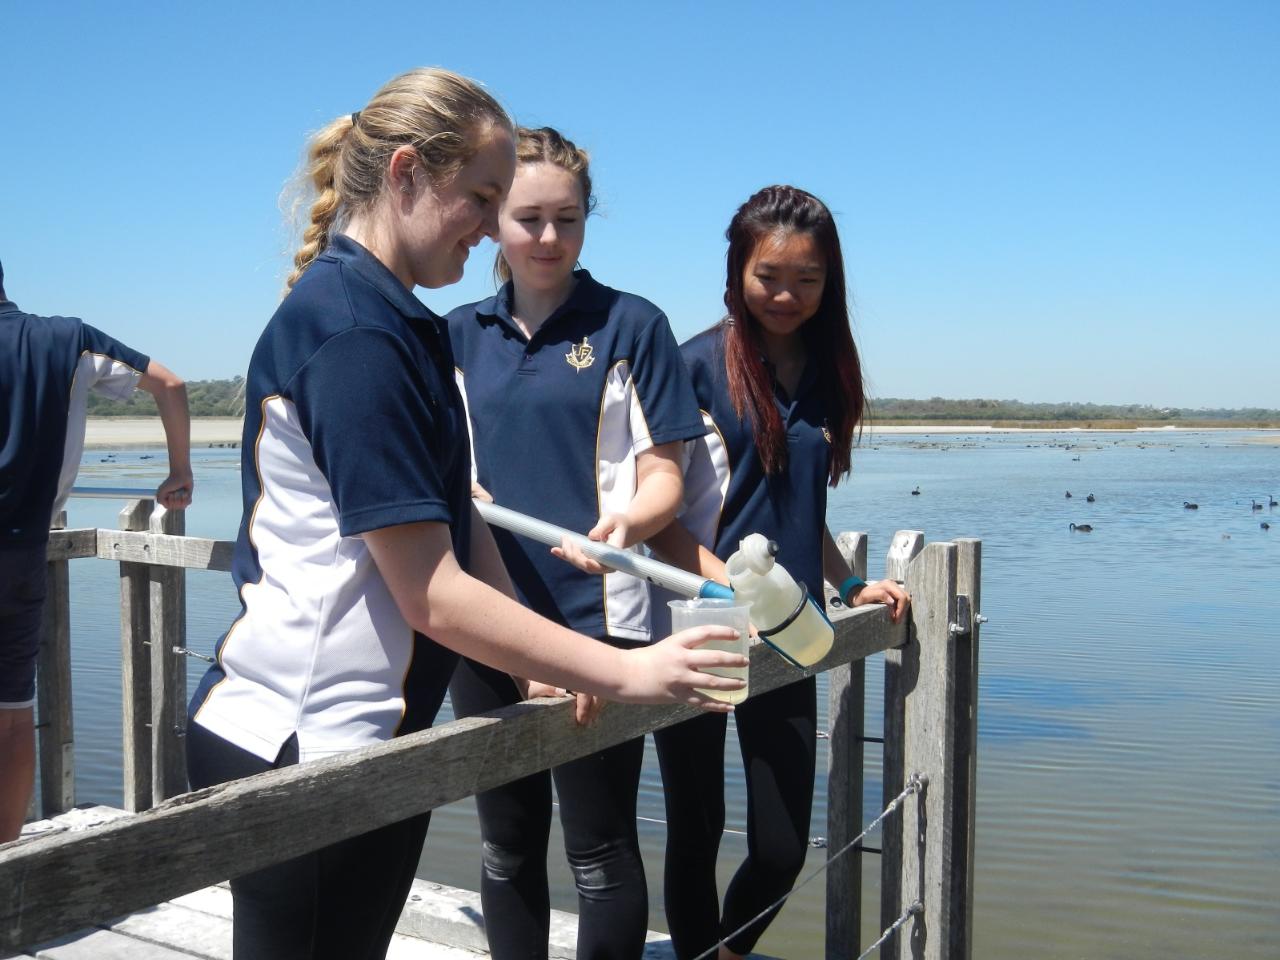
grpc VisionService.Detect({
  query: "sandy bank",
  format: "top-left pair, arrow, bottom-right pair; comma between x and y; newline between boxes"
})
86,417 -> 244,449
85,417 -> 1280,449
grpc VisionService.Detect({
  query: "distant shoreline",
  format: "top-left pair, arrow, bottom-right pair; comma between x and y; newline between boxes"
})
84,416 -> 1280,450
86,417 -> 245,450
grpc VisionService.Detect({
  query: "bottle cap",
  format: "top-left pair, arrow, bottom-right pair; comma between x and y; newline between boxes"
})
738,533 -> 776,575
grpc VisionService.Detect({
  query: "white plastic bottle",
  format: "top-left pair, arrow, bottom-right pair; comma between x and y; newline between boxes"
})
725,533 -> 834,667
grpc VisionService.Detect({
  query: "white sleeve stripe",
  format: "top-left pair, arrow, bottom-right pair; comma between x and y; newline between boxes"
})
627,373 -> 656,455
454,368 -> 478,485
676,410 -> 731,549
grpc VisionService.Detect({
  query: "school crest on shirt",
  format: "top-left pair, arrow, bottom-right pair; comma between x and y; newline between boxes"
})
565,336 -> 595,372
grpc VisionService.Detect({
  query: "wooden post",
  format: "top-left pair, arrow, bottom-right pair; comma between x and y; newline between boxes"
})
36,511 -> 75,817
118,499 -> 154,812
883,540 -> 961,960
826,530 -> 868,959
149,505 -> 188,804
880,530 -> 924,956
950,539 -> 982,960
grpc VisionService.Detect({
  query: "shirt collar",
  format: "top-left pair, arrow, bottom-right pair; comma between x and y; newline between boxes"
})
760,353 -> 819,401
476,269 -> 611,332
324,234 -> 439,324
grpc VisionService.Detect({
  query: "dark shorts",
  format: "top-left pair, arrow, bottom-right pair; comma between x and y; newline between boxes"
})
0,541 -> 47,708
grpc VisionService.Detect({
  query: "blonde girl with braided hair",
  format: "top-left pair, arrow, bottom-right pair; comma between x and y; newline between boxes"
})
446,126 -> 707,960
186,72 -> 745,960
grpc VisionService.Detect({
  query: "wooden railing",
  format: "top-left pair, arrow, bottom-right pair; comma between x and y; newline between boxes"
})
2,504 -> 982,960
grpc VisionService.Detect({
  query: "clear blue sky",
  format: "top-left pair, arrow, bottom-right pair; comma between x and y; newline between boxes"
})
3,0 -> 1276,408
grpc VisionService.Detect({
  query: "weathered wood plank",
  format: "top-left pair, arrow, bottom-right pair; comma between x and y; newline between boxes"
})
43,529 -> 97,563
108,903 -> 230,960
96,529 -> 233,572
148,508 -> 187,804
0,603 -> 903,951
118,500 -> 154,813
166,885 -> 231,920
893,541 -> 959,960
30,927 -> 200,959
950,539 -> 982,960
884,531 -> 924,583
880,530 -> 923,954
825,530 -> 868,960
36,556 -> 74,818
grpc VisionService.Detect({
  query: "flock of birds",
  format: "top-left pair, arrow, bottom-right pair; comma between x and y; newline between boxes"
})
907,480 -> 1275,536
1064,491 -> 1277,534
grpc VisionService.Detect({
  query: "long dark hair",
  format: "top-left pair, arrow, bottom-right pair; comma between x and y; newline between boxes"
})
721,185 -> 866,486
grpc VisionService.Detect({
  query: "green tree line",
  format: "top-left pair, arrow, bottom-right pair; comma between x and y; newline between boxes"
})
870,397 -> 1280,422
86,377 -> 246,417
87,379 -> 1277,422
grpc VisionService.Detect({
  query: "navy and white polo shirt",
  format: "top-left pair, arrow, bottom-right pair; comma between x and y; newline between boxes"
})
447,271 -> 703,641
654,323 -> 832,634
0,300 -> 150,544
190,236 -> 472,763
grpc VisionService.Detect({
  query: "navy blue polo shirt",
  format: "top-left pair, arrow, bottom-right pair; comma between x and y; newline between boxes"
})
447,271 -> 703,641
0,300 -> 150,544
190,235 -> 472,762
665,323 -> 831,620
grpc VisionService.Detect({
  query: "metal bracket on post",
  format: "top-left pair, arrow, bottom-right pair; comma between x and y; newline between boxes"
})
949,594 -> 973,637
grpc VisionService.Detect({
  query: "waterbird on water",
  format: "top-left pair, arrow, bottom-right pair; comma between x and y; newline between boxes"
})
1270,495 -> 1278,507
1069,523 -> 1093,532
1184,501 -> 1198,509
1251,500 -> 1263,510
1065,491 -> 1072,498
911,486 -> 921,495
1086,493 -> 1096,502
1264,522 -> 1271,531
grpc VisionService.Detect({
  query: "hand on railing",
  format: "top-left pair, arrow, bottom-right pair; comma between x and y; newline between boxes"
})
156,471 -> 194,510
525,682 -> 605,727
847,579 -> 911,624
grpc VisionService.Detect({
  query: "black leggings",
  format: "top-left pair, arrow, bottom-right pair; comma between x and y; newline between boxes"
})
653,675 -> 817,959
449,648 -> 648,960
185,723 -> 430,960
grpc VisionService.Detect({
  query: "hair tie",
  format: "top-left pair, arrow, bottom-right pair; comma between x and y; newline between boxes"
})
350,111 -> 361,127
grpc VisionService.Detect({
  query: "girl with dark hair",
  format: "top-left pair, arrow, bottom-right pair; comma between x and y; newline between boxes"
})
648,185 -> 910,959
446,126 -> 708,960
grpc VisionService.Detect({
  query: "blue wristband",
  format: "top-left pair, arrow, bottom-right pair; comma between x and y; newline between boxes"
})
838,575 -> 868,606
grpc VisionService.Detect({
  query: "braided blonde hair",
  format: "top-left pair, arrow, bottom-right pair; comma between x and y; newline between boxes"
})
286,68 -> 512,290
494,126 -> 596,285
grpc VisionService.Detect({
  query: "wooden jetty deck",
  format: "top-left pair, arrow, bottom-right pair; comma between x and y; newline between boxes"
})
2,502 -> 981,960
11,806 -> 774,959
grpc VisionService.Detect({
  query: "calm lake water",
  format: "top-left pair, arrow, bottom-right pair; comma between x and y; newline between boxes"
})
51,429 -> 1280,959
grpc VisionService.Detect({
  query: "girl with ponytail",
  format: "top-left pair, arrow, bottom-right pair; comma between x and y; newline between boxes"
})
647,185 -> 910,960
185,71 -> 745,960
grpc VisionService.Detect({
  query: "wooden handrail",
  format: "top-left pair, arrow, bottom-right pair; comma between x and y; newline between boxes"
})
13,511 -> 981,960
1,603 -> 899,949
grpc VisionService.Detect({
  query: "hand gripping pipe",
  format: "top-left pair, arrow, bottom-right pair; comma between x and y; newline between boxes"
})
474,500 -> 734,601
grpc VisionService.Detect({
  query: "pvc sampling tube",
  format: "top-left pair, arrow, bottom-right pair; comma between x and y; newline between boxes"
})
475,500 -> 733,600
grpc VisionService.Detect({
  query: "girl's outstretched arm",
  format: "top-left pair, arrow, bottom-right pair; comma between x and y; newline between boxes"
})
364,519 -> 745,709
